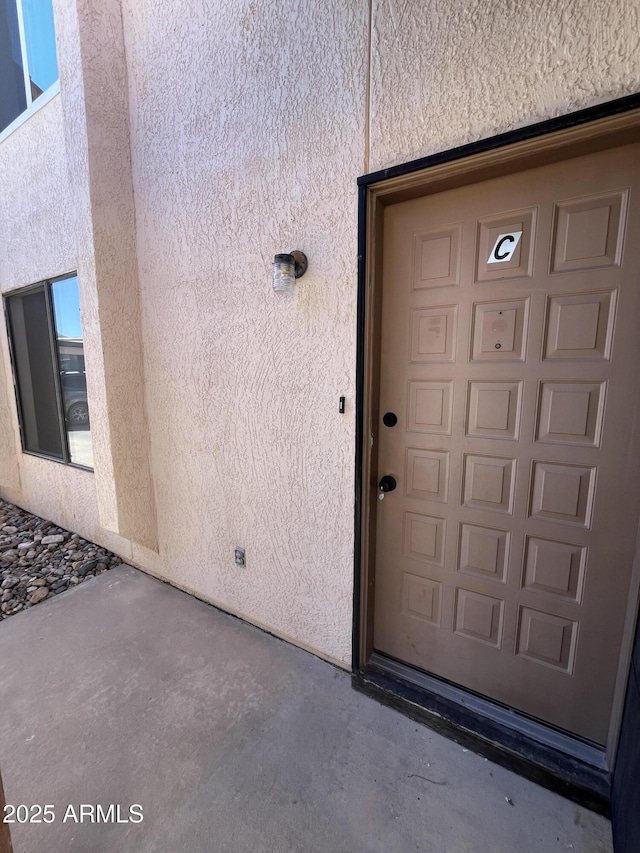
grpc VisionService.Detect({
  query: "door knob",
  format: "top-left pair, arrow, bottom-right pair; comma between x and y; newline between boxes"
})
378,475 -> 397,494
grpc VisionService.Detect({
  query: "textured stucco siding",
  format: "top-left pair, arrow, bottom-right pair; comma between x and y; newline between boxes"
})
369,0 -> 640,170
121,0 -> 369,664
1,0 -> 639,665
0,96 -> 102,540
55,0 -> 158,550
0,97 -> 75,289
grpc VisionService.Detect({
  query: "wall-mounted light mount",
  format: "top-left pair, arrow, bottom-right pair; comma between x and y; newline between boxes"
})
273,250 -> 308,293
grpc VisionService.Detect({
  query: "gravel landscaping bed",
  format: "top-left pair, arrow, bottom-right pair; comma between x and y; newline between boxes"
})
0,499 -> 122,621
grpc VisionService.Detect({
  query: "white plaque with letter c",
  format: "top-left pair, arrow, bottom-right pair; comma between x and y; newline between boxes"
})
487,231 -> 523,264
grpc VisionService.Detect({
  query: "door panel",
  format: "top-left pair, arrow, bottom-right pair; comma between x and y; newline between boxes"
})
373,143 -> 640,744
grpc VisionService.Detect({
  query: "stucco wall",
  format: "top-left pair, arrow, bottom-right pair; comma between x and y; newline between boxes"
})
369,0 -> 640,170
0,49 -> 133,560
0,96 -> 104,542
55,0 -> 157,550
1,0 -> 640,666
0,97 -> 75,288
121,0 -> 369,664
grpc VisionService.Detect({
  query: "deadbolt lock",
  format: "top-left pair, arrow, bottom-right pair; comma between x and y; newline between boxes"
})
378,475 -> 397,500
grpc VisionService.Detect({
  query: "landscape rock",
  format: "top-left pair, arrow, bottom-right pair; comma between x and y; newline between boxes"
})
29,587 -> 49,605
0,499 -> 123,622
77,560 -> 98,577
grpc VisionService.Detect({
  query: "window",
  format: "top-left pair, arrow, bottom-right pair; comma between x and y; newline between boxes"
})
5,274 -> 94,469
0,0 -> 59,137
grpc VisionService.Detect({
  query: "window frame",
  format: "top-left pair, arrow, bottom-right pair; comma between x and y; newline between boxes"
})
0,0 -> 60,144
3,273 -> 94,472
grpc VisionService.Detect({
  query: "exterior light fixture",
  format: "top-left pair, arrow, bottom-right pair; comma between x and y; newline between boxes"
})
272,251 -> 308,293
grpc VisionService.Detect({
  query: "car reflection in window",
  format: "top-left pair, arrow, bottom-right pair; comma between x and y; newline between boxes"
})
60,371 -> 89,429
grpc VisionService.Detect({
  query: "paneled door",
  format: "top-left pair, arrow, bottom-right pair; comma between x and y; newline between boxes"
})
373,143 -> 640,744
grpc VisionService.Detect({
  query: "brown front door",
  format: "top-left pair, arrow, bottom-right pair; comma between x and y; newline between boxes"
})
373,143 -> 640,745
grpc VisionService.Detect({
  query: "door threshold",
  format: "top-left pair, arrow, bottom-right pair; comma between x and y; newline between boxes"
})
353,652 -> 611,816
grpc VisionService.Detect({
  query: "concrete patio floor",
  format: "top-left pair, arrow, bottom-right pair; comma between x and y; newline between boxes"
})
0,565 -> 613,853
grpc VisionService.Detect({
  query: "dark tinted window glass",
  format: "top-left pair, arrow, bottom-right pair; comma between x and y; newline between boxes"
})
7,287 -> 63,458
0,0 -> 27,131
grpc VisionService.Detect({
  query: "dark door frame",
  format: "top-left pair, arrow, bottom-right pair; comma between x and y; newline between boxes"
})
352,92 -> 640,812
